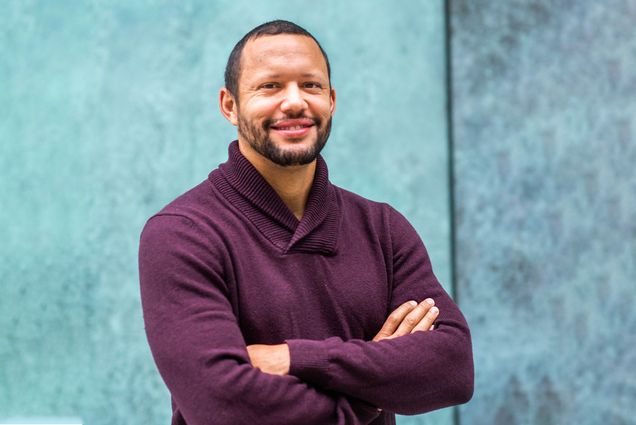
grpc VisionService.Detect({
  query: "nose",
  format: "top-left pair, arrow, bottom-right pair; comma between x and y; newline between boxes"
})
280,83 -> 307,115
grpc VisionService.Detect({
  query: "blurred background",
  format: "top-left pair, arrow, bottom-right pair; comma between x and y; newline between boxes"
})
1,1 -> 634,424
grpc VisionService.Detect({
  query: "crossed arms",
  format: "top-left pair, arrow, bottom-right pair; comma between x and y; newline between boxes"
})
247,297 -> 441,375
139,208 -> 473,425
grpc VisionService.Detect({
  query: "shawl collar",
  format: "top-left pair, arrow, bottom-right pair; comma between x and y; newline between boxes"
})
209,141 -> 340,255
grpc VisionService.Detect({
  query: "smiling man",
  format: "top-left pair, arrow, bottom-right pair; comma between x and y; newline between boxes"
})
139,20 -> 473,425
225,33 -> 334,169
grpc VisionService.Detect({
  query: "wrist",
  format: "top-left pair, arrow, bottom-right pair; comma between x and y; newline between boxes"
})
278,343 -> 290,375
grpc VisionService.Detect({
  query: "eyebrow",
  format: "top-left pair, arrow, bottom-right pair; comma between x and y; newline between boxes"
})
254,72 -> 326,80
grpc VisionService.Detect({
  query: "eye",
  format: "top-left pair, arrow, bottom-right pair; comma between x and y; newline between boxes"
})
259,83 -> 279,90
304,82 -> 323,89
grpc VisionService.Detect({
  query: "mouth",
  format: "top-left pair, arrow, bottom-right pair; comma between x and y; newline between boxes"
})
269,118 -> 316,138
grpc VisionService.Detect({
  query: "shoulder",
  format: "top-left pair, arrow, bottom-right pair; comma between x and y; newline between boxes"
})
144,173 -> 232,226
140,178 -> 227,249
332,184 -> 422,248
332,184 -> 390,218
153,179 -> 216,220
332,184 -> 410,228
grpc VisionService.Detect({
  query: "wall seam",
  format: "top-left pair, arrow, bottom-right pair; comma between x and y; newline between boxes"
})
443,1 -> 461,425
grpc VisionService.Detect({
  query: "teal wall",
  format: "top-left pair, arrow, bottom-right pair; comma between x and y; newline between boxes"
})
6,1 -> 634,424
1,1 -> 450,425
451,1 -> 636,424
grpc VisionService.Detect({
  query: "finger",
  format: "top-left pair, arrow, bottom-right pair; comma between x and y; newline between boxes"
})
393,299 -> 434,337
372,300 -> 418,341
429,324 -> 434,330
411,306 -> 439,334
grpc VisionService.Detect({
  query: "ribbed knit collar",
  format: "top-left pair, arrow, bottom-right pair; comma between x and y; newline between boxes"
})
209,141 -> 340,255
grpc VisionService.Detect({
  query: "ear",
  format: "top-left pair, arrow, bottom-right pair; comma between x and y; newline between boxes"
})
219,88 -> 238,126
329,87 -> 336,115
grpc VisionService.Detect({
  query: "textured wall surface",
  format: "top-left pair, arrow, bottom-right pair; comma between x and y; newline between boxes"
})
451,1 -> 636,424
1,1 -> 451,424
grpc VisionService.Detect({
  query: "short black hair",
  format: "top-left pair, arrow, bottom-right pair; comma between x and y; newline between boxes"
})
224,20 -> 331,101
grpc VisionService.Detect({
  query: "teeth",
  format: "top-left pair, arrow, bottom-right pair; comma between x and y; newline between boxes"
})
278,125 -> 305,130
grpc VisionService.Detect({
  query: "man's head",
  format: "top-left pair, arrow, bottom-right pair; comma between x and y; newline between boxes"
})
219,20 -> 336,167
224,20 -> 332,101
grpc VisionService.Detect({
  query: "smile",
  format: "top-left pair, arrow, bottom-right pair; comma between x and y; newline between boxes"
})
275,125 -> 309,130
269,118 -> 316,138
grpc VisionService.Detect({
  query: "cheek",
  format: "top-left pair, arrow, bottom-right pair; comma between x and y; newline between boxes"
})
245,97 -> 279,115
312,97 -> 334,116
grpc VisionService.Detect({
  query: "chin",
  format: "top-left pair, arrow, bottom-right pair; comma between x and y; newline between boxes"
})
268,140 -> 322,166
274,137 -> 315,148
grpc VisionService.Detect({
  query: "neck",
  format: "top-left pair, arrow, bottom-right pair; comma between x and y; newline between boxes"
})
237,139 -> 316,220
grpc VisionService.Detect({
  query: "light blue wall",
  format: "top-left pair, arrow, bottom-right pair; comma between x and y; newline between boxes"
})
451,1 -> 636,424
0,1 -> 451,424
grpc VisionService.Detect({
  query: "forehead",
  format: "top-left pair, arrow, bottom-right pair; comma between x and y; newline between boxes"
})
240,34 -> 328,80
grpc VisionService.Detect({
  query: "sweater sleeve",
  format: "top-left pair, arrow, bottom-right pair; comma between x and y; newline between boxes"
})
285,206 -> 474,415
139,214 -> 380,425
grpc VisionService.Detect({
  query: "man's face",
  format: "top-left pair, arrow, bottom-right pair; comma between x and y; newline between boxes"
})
233,34 -> 335,166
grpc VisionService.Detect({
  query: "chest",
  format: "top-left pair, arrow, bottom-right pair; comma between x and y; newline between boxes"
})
229,240 -> 391,344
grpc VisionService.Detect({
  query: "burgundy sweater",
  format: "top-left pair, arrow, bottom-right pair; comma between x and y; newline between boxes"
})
138,141 -> 473,425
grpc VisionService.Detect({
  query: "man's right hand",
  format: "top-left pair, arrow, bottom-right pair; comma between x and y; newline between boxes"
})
372,299 -> 439,342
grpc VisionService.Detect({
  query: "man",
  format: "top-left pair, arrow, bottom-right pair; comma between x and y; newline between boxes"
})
139,20 -> 473,425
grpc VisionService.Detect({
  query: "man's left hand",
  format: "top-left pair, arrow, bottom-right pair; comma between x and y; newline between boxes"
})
246,343 -> 290,375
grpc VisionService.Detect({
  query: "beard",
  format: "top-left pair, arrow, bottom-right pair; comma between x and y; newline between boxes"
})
237,112 -> 332,167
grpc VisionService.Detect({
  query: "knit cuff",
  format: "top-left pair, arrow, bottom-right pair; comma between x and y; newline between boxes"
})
285,337 -> 340,389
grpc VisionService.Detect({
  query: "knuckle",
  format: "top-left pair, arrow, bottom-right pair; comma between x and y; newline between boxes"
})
404,316 -> 418,326
420,302 -> 432,311
417,319 -> 432,329
387,314 -> 400,324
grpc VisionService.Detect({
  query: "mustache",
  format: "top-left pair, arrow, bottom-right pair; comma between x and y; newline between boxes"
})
263,115 -> 321,129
